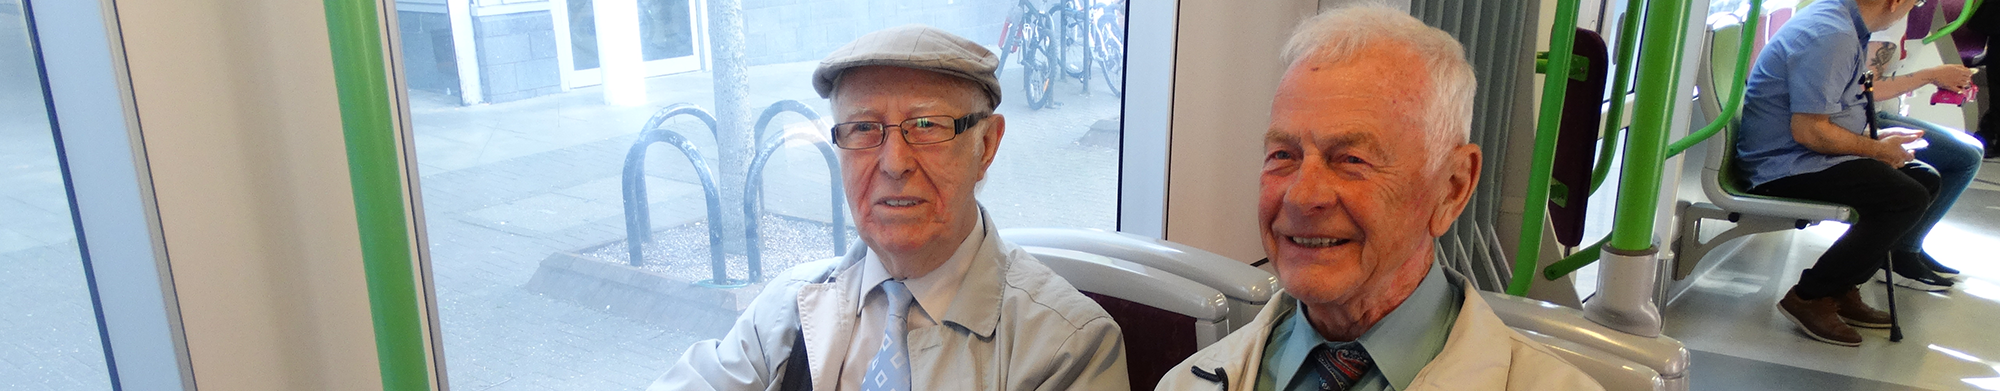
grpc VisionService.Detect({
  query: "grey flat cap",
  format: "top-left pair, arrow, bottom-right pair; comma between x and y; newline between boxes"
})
813,24 -> 1002,108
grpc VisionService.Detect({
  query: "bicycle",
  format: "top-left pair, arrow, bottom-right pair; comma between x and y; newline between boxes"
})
1051,0 -> 1093,90
1089,0 -> 1125,97
998,0 -> 1060,109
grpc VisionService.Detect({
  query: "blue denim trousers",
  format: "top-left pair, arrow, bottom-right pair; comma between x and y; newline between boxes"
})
1877,111 -> 1986,253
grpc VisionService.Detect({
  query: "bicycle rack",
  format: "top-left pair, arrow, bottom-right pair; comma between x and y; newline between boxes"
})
744,100 -> 847,283
621,103 -> 735,287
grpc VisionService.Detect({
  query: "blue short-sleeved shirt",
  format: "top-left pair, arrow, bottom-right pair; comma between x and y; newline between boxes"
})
1736,0 -> 1872,187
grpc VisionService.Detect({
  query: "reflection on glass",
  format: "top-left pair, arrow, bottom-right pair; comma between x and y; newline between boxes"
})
402,1 -> 1125,388
569,0 -> 599,70
571,0 -> 696,71
0,2 -> 114,389
639,0 -> 693,62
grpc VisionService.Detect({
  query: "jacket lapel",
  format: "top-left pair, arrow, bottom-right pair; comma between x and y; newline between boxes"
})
796,248 -> 866,391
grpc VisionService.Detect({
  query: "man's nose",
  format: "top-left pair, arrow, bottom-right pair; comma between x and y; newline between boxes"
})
876,129 -> 919,179
1282,161 -> 1339,213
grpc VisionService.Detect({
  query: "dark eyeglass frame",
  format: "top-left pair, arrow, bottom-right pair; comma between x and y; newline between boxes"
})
829,113 -> 991,150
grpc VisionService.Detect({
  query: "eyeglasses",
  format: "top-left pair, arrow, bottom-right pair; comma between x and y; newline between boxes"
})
830,113 -> 989,150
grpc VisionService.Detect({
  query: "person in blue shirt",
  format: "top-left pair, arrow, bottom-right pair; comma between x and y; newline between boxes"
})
1736,0 -> 1974,347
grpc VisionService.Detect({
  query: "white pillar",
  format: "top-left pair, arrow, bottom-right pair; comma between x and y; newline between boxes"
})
595,0 -> 646,106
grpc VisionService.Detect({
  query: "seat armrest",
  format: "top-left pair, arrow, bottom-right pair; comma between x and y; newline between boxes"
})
1480,291 -> 1690,380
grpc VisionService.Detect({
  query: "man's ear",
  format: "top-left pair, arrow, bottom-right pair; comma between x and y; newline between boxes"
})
978,114 -> 1006,172
1428,143 -> 1482,237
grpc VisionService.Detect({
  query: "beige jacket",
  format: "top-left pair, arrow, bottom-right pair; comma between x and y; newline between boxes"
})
1156,289 -> 1603,391
651,212 -> 1129,391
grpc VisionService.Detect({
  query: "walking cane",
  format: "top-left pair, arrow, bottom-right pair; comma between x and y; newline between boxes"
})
1858,71 -> 1904,342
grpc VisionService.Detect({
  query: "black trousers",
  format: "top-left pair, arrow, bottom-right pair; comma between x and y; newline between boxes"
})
1749,159 -> 1941,300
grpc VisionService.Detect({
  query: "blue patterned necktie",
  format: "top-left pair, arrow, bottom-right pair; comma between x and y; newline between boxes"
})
1306,342 -> 1375,391
862,280 -> 914,391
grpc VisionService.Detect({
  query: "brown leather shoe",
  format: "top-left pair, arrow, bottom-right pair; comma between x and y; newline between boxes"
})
1836,287 -> 1893,329
1778,288 -> 1863,346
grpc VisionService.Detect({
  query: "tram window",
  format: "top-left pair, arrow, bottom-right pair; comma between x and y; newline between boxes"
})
392,0 -> 1128,388
0,1 -> 115,388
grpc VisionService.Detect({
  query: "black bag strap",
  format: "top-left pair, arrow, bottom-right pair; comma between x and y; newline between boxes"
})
777,328 -> 812,391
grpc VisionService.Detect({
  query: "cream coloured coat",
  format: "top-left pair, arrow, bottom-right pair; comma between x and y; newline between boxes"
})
1155,289 -> 1603,391
649,213 -> 1129,391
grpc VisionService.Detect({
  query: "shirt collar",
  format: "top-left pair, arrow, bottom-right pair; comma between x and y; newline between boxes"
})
853,209 -> 988,320
1842,0 -> 1870,42
1265,255 -> 1461,390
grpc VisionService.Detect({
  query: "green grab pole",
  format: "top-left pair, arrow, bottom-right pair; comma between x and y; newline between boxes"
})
1544,237 -> 1609,280
1609,0 -> 1694,253
323,0 -> 432,390
1589,0 -> 1647,195
1508,0 -> 1583,296
1667,0 -> 1762,157
1922,0 -> 1983,44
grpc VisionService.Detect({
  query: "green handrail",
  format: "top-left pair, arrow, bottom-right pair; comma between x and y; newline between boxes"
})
1545,0 -> 1764,281
1922,0 -> 1983,44
1509,0 -> 1585,296
323,0 -> 432,389
1609,0 -> 1695,253
1546,237 -> 1608,280
1667,0 -> 1762,157
1589,0 -> 1646,195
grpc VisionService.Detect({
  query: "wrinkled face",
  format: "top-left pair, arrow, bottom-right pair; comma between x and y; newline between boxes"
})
832,66 -> 1004,259
1259,44 -> 1469,307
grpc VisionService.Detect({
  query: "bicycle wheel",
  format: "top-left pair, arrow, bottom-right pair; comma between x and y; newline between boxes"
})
1021,14 -> 1058,110
1057,7 -> 1091,80
997,5 -> 1029,74
1093,8 -> 1125,97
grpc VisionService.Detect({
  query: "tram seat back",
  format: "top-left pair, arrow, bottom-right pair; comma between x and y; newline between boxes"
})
1000,228 -> 1278,330
1022,246 -> 1229,391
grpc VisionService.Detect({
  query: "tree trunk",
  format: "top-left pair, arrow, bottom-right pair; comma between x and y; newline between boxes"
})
707,0 -> 752,259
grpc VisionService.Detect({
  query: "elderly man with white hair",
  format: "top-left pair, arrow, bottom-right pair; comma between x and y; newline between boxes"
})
650,25 -> 1128,391
1156,6 -> 1601,391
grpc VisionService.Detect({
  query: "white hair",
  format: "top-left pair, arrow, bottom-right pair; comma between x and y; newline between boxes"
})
1281,4 -> 1476,169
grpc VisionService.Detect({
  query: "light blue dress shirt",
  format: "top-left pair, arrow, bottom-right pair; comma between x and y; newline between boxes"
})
1736,0 -> 1872,187
1255,259 -> 1462,391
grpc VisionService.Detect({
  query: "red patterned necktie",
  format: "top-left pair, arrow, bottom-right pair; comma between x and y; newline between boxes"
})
1306,342 -> 1375,391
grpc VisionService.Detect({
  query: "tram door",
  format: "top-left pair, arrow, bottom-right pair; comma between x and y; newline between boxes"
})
556,0 -> 703,88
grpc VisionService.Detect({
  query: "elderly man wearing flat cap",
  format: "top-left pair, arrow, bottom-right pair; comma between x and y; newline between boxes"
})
649,25 -> 1129,391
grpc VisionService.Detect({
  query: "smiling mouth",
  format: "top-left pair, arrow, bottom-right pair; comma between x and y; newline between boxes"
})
1288,236 -> 1353,248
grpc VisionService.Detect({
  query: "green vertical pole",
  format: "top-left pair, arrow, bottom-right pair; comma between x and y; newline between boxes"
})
1610,0 -> 1693,253
1589,0 -> 1647,195
1509,0 -> 1583,296
322,0 -> 431,390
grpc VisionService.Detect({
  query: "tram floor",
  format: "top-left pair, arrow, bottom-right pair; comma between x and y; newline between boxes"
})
1666,159 -> 2000,391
